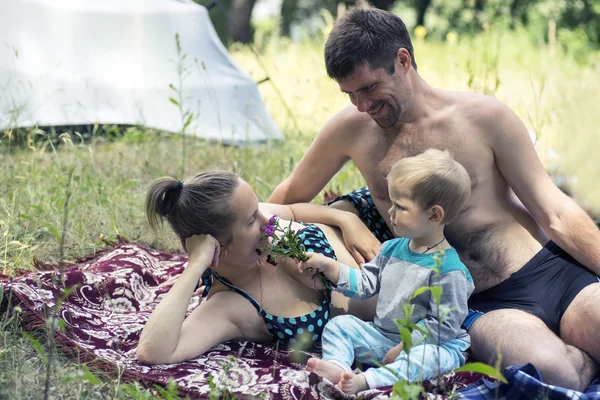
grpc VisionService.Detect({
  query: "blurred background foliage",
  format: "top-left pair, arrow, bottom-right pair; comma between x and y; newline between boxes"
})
196,0 -> 599,64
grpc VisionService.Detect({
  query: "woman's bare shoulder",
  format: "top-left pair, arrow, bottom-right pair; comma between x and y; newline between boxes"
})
191,289 -> 270,340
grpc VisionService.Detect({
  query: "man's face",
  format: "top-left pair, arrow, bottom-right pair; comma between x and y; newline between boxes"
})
338,63 -> 410,128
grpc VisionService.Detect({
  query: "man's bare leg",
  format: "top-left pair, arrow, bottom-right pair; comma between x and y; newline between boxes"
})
559,283 -> 600,382
468,309 -> 596,391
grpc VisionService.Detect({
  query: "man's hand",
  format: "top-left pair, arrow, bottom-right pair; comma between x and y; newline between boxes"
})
339,214 -> 381,264
383,342 -> 404,365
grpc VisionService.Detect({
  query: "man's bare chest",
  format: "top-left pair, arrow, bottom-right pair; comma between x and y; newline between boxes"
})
356,132 -> 447,198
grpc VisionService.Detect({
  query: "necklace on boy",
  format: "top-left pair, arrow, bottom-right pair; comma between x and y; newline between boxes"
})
422,237 -> 446,254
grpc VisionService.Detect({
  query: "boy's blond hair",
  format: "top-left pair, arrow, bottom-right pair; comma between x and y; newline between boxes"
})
386,149 -> 471,224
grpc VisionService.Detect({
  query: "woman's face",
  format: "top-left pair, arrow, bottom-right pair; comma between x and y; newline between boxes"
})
222,179 -> 269,266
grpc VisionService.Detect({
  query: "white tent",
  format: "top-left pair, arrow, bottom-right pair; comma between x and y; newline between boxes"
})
0,0 -> 284,145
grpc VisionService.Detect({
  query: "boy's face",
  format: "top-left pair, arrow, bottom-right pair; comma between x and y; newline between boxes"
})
387,185 -> 433,239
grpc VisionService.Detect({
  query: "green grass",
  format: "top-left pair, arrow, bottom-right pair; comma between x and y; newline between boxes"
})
1,26 -> 599,398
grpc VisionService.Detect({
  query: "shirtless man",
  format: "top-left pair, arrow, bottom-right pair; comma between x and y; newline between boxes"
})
268,7 -> 600,390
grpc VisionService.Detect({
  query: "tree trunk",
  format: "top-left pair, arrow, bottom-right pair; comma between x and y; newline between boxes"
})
473,0 -> 486,29
227,0 -> 257,43
509,0 -> 522,29
370,0 -> 396,10
195,0 -> 232,45
280,0 -> 299,37
414,0 -> 431,27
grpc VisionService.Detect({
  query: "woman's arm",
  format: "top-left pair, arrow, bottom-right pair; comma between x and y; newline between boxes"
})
263,201 -> 359,230
136,234 -> 220,364
259,202 -> 295,220
138,297 -> 242,364
260,202 -> 381,264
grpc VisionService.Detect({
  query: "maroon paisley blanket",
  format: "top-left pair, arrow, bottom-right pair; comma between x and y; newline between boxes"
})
0,240 -> 482,399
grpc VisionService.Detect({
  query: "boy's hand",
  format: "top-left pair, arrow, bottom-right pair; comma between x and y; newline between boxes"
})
298,252 -> 334,274
383,342 -> 404,365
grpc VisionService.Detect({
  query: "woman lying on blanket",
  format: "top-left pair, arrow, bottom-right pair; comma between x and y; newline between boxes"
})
137,170 -> 380,365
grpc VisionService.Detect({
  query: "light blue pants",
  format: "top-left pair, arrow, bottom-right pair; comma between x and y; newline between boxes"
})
321,315 -> 469,389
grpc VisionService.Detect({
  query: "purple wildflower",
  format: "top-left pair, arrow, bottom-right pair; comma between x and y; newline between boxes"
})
264,224 -> 275,237
268,215 -> 278,225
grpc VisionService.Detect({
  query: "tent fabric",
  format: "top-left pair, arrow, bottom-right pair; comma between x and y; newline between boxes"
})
0,0 -> 284,145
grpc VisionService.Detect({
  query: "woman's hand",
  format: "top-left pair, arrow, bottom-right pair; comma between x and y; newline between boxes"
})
383,342 -> 404,365
186,234 -> 221,270
339,214 -> 381,265
158,234 -> 219,292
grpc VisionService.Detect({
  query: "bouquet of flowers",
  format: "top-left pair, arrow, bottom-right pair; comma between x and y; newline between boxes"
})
258,215 -> 331,290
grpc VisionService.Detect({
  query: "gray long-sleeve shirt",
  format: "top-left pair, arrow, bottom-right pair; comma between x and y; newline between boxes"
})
336,238 -> 474,346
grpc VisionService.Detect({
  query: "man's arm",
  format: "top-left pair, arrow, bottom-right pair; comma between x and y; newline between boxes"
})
268,107 -> 355,204
490,100 -> 600,274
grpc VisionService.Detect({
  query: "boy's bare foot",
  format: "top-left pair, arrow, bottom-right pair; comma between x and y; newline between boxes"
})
338,371 -> 369,394
305,358 -> 345,384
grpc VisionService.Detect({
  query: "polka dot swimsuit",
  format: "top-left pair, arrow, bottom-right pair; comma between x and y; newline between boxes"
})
200,223 -> 337,348
327,187 -> 394,243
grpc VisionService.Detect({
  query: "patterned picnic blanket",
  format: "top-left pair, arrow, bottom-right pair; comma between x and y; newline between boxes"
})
0,240 -> 484,399
1,240 -> 599,399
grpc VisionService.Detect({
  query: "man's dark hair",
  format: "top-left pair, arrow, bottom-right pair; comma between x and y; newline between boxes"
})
325,7 -> 417,80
